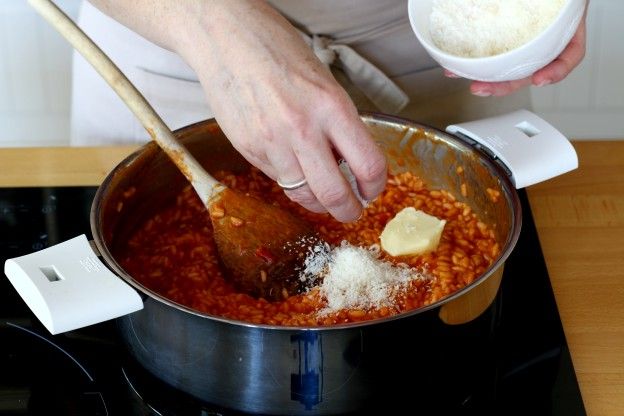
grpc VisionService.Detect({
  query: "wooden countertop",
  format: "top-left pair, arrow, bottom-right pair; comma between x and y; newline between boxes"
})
1,141 -> 623,415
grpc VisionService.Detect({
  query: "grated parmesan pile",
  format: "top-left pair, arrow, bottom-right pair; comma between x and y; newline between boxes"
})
429,0 -> 567,57
300,241 -> 429,315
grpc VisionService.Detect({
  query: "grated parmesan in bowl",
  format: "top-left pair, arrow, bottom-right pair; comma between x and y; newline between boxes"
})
300,241 -> 430,316
429,0 -> 567,58
407,0 -> 587,81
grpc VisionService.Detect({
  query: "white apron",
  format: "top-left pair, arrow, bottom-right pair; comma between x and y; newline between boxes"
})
70,0 -> 530,146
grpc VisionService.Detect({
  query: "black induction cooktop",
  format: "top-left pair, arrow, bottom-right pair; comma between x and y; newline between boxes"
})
0,187 -> 586,415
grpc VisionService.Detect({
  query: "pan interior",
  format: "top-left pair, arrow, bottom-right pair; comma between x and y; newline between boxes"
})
91,115 -> 520,328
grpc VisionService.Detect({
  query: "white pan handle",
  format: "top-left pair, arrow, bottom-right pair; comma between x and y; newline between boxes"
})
446,109 -> 578,189
4,235 -> 143,335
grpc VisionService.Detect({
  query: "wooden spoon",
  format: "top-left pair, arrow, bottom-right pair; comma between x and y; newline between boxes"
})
29,0 -> 323,300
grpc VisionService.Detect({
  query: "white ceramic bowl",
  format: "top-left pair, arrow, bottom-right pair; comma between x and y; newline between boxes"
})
408,0 -> 586,82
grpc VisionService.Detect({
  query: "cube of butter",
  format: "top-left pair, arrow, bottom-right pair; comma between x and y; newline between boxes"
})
380,207 -> 446,256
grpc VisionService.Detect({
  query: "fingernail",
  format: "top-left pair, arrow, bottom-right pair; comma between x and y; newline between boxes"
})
535,79 -> 552,87
445,71 -> 460,78
472,90 -> 492,97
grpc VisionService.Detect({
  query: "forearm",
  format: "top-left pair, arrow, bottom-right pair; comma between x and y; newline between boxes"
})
86,0 -> 204,51
86,0 -> 315,89
86,1 -> 299,62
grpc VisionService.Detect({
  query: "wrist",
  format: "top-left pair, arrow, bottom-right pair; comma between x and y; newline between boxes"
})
168,1 -> 247,73
171,1 -> 285,79
159,1 -> 209,56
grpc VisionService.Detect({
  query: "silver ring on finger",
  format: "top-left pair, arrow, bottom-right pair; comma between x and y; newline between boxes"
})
277,177 -> 307,191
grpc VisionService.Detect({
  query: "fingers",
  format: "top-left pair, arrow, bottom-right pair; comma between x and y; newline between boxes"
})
470,77 -> 533,97
265,143 -> 326,214
220,93 -> 381,222
327,108 -> 387,202
532,19 -> 587,86
275,97 -> 386,223
292,134 -> 365,223
296,99 -> 388,223
444,69 -> 461,78
444,67 -> 534,96
252,115 -> 371,221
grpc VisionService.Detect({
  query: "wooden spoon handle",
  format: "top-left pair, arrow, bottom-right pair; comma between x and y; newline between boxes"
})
28,0 -> 224,204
